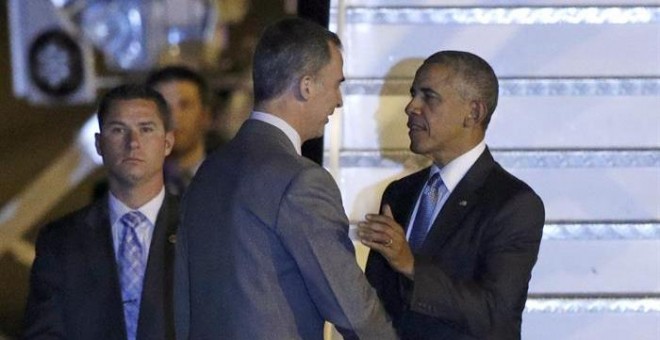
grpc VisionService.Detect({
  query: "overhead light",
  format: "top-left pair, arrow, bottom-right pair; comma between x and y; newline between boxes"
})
50,0 -> 218,70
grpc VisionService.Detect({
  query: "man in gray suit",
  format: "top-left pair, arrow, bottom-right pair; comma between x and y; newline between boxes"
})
175,18 -> 397,340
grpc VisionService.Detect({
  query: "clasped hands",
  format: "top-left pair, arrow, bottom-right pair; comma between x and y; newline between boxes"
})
357,205 -> 415,280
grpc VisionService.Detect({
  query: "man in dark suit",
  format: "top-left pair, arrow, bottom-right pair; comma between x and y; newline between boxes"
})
358,51 -> 545,339
146,65 -> 212,196
175,18 -> 396,340
23,84 -> 178,340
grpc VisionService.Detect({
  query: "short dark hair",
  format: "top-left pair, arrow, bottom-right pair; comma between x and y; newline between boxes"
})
145,65 -> 210,107
252,17 -> 342,105
97,83 -> 172,131
424,51 -> 499,129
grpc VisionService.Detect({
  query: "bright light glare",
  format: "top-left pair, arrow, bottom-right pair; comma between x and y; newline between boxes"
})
76,113 -> 103,166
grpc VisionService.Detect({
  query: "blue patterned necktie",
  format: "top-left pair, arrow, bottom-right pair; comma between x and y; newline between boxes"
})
118,211 -> 147,340
409,173 -> 444,251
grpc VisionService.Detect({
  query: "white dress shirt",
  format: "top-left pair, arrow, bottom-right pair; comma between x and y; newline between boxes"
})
109,187 -> 165,262
405,140 -> 487,240
250,111 -> 302,155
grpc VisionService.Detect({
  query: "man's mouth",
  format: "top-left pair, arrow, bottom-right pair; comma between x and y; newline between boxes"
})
408,122 -> 426,132
123,157 -> 144,163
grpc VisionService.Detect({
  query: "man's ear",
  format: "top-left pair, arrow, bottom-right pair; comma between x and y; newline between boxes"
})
95,133 -> 103,157
164,131 -> 175,156
465,101 -> 487,127
298,75 -> 314,101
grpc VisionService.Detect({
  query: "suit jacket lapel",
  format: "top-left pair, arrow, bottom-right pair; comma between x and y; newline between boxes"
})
138,192 -> 179,339
80,197 -> 126,332
387,168 -> 430,235
420,149 -> 496,253
143,192 -> 178,284
81,197 -> 121,290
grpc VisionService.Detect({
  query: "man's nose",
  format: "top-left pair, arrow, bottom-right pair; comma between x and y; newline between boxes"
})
405,98 -> 420,116
127,130 -> 140,149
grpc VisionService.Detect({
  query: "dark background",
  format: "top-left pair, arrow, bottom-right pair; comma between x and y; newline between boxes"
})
0,0 -> 328,337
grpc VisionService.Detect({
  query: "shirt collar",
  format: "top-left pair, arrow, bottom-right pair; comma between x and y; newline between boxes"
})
435,140 -> 486,192
250,111 -> 302,155
108,187 -> 165,226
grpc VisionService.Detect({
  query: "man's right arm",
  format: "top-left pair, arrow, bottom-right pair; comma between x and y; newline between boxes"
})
276,165 -> 398,340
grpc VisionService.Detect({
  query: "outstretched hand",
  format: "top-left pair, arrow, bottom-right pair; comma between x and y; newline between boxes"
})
357,205 -> 414,279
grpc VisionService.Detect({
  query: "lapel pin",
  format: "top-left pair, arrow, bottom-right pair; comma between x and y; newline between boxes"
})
459,200 -> 468,207
168,234 -> 177,244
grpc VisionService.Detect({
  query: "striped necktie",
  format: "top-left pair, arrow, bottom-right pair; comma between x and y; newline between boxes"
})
409,173 -> 444,251
118,211 -> 147,340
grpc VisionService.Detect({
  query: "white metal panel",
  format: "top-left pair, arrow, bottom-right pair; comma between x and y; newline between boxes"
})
512,167 -> 660,220
490,96 -> 660,148
530,240 -> 660,293
522,313 -> 660,340
342,94 -> 660,149
342,22 -> 660,78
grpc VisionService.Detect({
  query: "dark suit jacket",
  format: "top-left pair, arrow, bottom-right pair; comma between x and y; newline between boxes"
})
23,193 -> 179,340
175,119 -> 396,340
366,148 -> 544,340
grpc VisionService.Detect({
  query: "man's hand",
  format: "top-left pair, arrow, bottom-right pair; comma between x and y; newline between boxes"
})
358,205 -> 414,279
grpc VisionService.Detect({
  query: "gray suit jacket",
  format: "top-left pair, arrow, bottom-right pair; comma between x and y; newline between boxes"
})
23,193 -> 179,340
175,119 -> 396,339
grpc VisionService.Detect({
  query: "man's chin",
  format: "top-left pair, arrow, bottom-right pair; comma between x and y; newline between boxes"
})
409,143 -> 426,156
113,171 -> 145,187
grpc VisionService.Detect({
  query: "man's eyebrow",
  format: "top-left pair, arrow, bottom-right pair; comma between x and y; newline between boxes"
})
410,86 -> 440,97
103,120 -> 159,127
420,87 -> 439,96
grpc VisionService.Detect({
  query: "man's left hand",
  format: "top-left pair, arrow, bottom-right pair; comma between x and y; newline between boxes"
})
357,204 -> 415,279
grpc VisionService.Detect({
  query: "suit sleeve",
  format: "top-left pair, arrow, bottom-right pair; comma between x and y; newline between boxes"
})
411,190 -> 545,337
23,225 -> 66,339
275,166 -> 398,340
